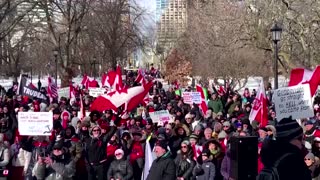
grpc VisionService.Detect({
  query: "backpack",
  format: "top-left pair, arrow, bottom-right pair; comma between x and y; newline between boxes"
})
256,153 -> 293,180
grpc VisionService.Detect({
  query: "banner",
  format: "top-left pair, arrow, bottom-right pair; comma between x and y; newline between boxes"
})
18,75 -> 47,101
182,92 -> 201,104
58,87 -> 70,98
89,88 -> 106,97
18,112 -> 53,135
273,84 -> 314,121
149,110 -> 171,123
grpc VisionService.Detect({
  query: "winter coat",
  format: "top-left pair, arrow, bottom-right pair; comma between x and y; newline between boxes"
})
84,126 -> 117,165
208,99 -> 223,114
0,144 -> 9,167
63,136 -> 82,162
32,154 -> 75,180
10,144 -> 31,173
260,139 -> 312,180
146,151 -> 176,180
174,151 -> 195,180
107,158 -> 133,180
308,163 -> 320,180
193,160 -> 216,180
220,151 -> 231,180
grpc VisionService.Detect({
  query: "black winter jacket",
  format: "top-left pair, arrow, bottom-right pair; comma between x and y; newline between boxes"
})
107,158 -> 133,180
174,151 -> 195,180
146,151 -> 176,180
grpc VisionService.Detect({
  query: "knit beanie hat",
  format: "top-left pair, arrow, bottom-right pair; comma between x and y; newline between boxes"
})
156,140 -> 168,151
305,152 -> 315,161
181,140 -> 190,146
189,133 -> 199,140
275,116 -> 303,142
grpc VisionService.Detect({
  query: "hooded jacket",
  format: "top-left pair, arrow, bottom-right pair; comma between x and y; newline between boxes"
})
84,125 -> 117,165
174,148 -> 195,180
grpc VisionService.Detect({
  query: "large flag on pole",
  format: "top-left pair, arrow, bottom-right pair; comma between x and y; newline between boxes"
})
141,140 -> 154,180
47,76 -> 58,102
249,80 -> 268,127
18,74 -> 47,101
196,84 -> 208,114
288,66 -> 320,96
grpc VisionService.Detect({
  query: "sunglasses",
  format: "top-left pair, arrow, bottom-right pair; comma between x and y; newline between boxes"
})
54,148 -> 62,151
181,146 -> 187,149
115,153 -> 123,156
93,129 -> 101,132
223,126 -> 229,128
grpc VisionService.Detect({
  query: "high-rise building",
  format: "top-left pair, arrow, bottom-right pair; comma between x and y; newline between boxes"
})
156,0 -> 187,49
156,0 -> 169,22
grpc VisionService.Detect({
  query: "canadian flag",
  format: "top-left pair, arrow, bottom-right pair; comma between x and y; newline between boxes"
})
249,80 -> 268,127
135,72 -> 146,85
81,74 -> 99,89
196,84 -> 208,115
90,81 -> 153,114
69,83 -> 76,106
101,66 -> 123,90
288,66 -> 320,96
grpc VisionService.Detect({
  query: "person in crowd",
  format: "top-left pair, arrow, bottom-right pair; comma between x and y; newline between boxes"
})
147,140 -> 176,180
175,140 -> 195,180
208,93 -> 223,114
204,139 -> 224,180
129,129 -> 145,180
32,141 -> 75,180
193,149 -> 216,180
258,116 -> 312,180
107,149 -> 133,180
84,123 -> 117,180
9,135 -> 31,180
304,152 -> 320,179
0,133 -> 9,180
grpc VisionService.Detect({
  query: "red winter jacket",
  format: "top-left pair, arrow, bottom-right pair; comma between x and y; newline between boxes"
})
106,143 -> 118,158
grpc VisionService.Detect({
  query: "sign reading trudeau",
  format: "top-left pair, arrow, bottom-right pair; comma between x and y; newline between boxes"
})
18,112 -> 53,136
273,84 -> 314,121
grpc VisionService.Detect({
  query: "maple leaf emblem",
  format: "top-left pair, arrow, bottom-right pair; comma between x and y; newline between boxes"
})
252,98 -> 261,111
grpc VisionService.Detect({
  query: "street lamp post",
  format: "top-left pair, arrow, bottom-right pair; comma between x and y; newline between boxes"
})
53,48 -> 59,83
92,57 -> 98,79
271,23 -> 282,90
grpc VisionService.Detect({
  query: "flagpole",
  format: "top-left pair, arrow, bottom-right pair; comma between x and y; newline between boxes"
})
17,74 -> 22,95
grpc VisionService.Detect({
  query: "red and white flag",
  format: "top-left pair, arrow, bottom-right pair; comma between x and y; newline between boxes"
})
90,82 -> 153,114
196,84 -> 208,115
101,66 -> 123,90
47,76 -> 58,102
249,80 -> 268,127
79,93 -> 85,120
288,66 -> 320,96
81,74 -> 99,89
135,72 -> 146,85
69,83 -> 76,106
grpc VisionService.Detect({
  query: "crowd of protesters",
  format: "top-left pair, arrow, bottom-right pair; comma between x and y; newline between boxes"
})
0,69 -> 319,180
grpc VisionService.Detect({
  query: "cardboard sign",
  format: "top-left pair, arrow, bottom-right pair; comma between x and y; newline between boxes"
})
273,84 -> 314,121
89,88 -> 106,97
182,92 -> 201,104
18,112 -> 53,136
58,87 -> 70,98
149,110 -> 171,123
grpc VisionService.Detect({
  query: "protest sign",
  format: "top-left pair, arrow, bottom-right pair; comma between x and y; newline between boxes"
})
18,112 -> 53,136
273,84 -> 314,121
58,87 -> 70,98
89,88 -> 106,97
182,92 -> 201,104
149,110 -> 171,123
